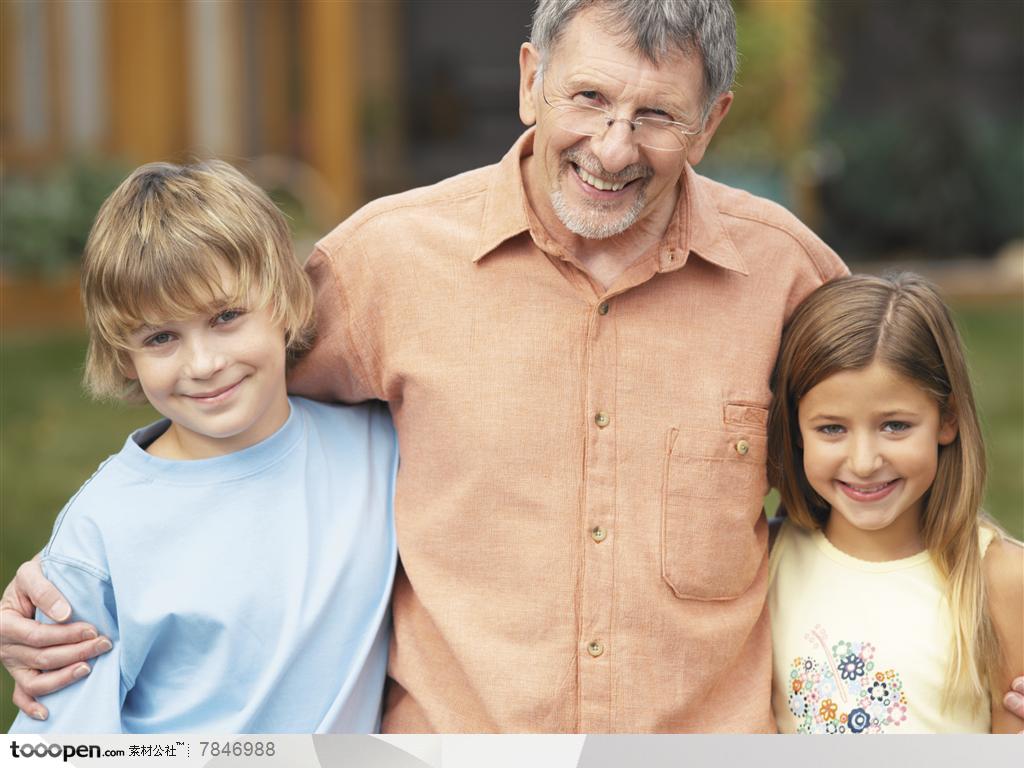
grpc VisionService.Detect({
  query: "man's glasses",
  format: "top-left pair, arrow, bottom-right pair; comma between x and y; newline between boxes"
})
542,86 -> 704,153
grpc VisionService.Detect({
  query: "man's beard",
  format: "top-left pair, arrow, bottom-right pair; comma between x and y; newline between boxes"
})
550,149 -> 651,240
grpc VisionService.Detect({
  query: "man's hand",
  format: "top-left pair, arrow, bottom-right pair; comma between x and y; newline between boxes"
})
1005,676 -> 1024,726
0,556 -> 111,720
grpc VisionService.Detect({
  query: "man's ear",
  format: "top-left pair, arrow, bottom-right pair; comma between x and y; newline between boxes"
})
686,90 -> 733,167
518,42 -> 541,127
938,398 -> 959,445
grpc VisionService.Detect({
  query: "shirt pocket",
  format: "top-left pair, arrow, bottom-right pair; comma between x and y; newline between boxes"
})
660,424 -> 769,601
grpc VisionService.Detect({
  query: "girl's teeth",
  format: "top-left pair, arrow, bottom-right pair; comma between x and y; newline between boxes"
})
578,167 -> 625,192
848,482 -> 891,493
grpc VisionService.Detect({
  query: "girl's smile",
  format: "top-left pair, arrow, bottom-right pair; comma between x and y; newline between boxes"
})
797,360 -> 958,561
836,478 -> 901,503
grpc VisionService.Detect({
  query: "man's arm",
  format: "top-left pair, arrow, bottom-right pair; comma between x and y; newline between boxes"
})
8,560 -> 124,732
1,556 -> 111,720
1005,678 -> 1024,727
287,244 -> 383,404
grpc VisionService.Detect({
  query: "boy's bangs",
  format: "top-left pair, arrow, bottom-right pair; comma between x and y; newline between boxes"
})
93,242 -> 274,349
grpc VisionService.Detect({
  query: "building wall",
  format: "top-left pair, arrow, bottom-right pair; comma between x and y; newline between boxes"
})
2,0 -> 367,225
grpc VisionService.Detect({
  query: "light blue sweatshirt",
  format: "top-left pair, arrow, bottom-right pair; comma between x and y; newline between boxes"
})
11,397 -> 397,733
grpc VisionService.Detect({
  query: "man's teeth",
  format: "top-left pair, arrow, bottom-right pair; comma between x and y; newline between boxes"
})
577,166 -> 626,192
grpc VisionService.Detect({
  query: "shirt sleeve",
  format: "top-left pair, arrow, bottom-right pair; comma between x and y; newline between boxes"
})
9,558 -> 127,733
288,244 -> 384,404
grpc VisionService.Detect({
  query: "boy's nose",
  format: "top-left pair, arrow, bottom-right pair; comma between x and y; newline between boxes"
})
183,339 -> 227,379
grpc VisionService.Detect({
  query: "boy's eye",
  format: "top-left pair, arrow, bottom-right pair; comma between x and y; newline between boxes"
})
214,308 -> 245,325
144,332 -> 175,347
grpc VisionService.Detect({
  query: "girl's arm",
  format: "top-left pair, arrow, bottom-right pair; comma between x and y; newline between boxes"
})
984,538 -> 1024,734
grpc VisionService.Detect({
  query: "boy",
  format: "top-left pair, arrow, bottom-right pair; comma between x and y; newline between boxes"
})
11,161 -> 397,733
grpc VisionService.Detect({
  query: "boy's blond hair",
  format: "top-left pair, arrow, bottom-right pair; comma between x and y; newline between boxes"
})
81,160 -> 315,402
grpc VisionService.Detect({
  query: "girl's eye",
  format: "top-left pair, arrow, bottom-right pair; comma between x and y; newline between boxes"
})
817,424 -> 845,436
144,332 -> 174,347
882,421 -> 911,433
214,308 -> 244,325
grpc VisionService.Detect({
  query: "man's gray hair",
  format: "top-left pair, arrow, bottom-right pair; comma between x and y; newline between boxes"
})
530,0 -> 737,116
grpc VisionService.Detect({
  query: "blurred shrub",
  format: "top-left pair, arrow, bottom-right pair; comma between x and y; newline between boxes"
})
819,113 -> 1024,258
1,161 -> 129,276
715,1 -> 835,171
702,1 -> 836,213
814,0 -> 1023,259
0,159 -> 320,278
706,0 -> 1022,259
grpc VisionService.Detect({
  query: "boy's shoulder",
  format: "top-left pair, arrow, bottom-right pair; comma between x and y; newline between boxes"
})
290,397 -> 394,441
289,398 -> 398,492
42,440 -> 145,575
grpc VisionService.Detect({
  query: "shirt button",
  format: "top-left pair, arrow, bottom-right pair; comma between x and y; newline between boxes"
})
591,526 -> 607,543
595,411 -> 610,428
587,640 -> 604,657
597,301 -> 610,315
736,439 -> 750,456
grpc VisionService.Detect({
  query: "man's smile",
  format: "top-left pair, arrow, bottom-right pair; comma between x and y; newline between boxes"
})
574,164 -> 629,192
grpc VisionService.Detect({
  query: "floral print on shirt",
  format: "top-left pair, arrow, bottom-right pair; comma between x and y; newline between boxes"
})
787,625 -> 909,734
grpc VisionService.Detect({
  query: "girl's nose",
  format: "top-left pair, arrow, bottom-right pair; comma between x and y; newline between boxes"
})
848,435 -> 884,478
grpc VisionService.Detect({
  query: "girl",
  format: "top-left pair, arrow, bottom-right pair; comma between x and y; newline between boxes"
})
766,273 -> 1022,734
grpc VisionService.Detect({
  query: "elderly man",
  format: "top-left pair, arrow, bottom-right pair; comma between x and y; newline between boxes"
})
4,0 -> 1022,732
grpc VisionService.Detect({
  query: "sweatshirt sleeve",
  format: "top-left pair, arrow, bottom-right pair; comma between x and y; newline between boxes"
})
10,557 -> 127,733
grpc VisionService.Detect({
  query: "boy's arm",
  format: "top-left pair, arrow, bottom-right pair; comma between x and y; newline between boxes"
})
8,559 -> 125,732
1,556 -> 111,720
985,538 -> 1024,733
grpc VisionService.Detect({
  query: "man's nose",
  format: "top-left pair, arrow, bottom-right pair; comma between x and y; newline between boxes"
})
588,118 -> 641,174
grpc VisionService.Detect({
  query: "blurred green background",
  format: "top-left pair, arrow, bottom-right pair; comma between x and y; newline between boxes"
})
2,0 -> 1022,729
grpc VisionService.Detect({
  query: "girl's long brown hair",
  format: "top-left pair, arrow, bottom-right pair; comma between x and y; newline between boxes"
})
768,273 -> 1001,709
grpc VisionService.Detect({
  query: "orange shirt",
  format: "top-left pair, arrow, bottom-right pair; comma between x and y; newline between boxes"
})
290,130 -> 848,732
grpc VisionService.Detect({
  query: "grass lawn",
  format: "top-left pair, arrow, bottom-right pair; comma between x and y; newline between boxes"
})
2,299 -> 1021,727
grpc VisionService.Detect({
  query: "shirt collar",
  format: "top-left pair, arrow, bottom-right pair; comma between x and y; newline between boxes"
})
471,130 -> 535,262
473,129 -> 748,277
671,163 -> 748,276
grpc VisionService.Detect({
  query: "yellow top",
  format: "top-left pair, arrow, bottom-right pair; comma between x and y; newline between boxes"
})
769,520 -> 994,734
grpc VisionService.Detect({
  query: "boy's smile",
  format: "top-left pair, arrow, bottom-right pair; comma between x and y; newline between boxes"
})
123,264 -> 290,460
184,378 -> 245,402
